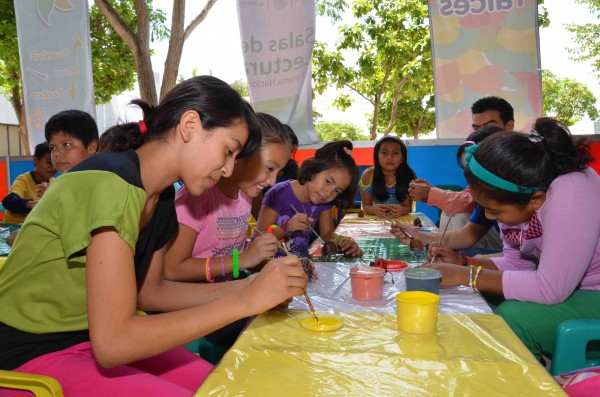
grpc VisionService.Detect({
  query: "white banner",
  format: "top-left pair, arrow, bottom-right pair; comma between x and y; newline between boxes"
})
428,0 -> 541,137
14,0 -> 96,152
237,0 -> 318,145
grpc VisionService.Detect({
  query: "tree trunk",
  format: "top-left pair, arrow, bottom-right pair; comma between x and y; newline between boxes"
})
160,0 -> 185,100
96,0 -> 157,105
384,74 -> 409,136
9,80 -> 30,154
370,60 -> 394,140
133,0 -> 157,105
161,0 -> 220,99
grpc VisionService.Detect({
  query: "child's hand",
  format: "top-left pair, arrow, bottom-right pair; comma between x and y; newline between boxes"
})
422,262 -> 468,288
408,181 -> 431,202
241,233 -> 280,268
242,255 -> 307,315
36,182 -> 49,198
25,200 -> 39,210
374,204 -> 389,217
427,244 -> 462,265
337,237 -> 363,257
387,204 -> 409,217
287,213 -> 314,233
390,221 -> 420,245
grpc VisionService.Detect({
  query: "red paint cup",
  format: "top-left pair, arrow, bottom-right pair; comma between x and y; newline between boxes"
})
350,266 -> 385,300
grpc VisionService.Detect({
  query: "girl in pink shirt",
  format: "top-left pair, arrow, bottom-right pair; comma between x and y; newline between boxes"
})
424,117 -> 600,361
165,113 -> 293,282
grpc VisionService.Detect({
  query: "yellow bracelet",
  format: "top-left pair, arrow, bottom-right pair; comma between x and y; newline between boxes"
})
468,264 -> 482,292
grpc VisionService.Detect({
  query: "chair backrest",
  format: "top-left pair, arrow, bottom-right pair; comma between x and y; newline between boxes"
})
550,319 -> 600,375
0,370 -> 64,397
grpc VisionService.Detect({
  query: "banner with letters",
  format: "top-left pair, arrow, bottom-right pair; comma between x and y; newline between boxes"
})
237,0 -> 318,145
14,0 -> 96,152
428,0 -> 541,137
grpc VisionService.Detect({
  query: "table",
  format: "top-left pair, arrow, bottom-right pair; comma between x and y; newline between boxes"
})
195,311 -> 565,396
0,224 -> 20,256
194,213 -> 565,396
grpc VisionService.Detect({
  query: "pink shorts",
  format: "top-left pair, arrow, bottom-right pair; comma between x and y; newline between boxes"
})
0,342 -> 212,397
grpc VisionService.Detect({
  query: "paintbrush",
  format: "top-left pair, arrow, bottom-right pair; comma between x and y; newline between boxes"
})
290,204 -> 327,246
278,235 -> 319,323
431,213 -> 454,263
381,212 -> 414,240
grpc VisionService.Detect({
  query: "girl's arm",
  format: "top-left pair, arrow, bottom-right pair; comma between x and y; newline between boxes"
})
320,209 -> 363,256
164,224 -> 279,282
255,205 -> 285,240
424,262 -> 504,296
387,196 -> 412,217
359,168 -> 386,216
317,209 -> 336,242
426,222 -> 491,250
87,227 -> 306,368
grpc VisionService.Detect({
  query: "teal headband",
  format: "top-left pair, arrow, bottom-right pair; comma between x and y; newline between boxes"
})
465,145 -> 544,194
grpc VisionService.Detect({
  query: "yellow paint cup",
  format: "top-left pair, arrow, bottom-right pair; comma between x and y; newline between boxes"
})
396,291 -> 440,334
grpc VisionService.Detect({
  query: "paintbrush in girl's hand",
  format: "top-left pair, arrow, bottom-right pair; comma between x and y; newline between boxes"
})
382,213 -> 415,240
290,204 -> 326,245
278,236 -> 319,323
431,213 -> 454,263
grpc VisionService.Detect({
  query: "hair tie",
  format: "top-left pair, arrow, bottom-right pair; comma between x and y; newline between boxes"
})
463,140 -> 476,145
139,120 -> 148,135
528,129 -> 544,143
343,146 -> 352,156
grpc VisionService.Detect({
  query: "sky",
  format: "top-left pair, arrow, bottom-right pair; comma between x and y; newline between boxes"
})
149,0 -> 599,135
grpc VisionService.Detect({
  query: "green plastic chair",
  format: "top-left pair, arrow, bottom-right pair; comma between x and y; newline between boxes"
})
550,319 -> 600,375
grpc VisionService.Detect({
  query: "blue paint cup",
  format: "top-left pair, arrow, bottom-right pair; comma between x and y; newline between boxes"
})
404,268 -> 442,295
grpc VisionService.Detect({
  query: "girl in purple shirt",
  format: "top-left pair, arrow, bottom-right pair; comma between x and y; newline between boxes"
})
425,117 -> 600,361
257,140 -> 363,257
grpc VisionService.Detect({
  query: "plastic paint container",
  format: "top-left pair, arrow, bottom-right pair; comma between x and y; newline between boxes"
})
350,266 -> 385,300
396,291 -> 440,334
404,268 -> 442,294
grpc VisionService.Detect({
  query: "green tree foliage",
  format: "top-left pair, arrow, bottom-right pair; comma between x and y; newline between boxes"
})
314,121 -> 369,142
377,96 -> 436,139
0,0 -> 154,152
567,0 -> 600,80
96,0 -> 219,104
313,0 -> 432,140
542,69 -> 599,126
230,79 -> 250,98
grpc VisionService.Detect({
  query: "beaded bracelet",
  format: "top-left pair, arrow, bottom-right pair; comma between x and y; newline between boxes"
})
468,264 -> 482,292
232,248 -> 240,279
205,257 -> 214,283
220,255 -> 225,277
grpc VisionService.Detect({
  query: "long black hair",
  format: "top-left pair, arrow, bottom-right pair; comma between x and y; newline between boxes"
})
465,117 -> 593,205
297,140 -> 359,209
372,136 -> 415,202
100,76 -> 262,158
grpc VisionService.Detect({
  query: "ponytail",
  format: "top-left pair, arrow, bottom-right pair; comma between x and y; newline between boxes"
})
98,76 -> 262,154
531,117 -> 593,176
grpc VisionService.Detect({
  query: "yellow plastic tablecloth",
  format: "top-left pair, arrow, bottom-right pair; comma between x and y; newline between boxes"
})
195,311 -> 565,396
